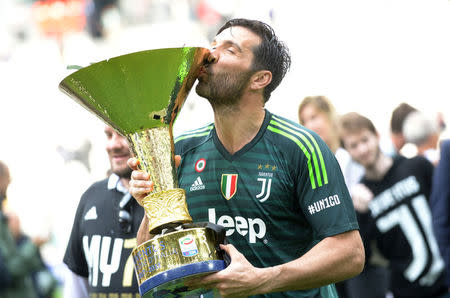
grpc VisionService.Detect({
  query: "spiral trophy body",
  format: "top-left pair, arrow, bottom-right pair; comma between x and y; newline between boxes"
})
59,47 -> 226,297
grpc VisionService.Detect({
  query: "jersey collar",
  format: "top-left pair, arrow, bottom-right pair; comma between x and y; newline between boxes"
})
107,173 -> 128,194
212,109 -> 271,161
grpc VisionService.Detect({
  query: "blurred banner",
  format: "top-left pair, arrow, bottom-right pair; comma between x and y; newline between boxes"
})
32,0 -> 86,37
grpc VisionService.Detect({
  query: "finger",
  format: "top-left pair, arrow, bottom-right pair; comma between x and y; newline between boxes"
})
220,243 -> 239,258
129,181 -> 153,195
175,155 -> 181,168
131,170 -> 150,181
130,179 -> 154,191
130,188 -> 153,200
223,295 -> 247,298
185,281 -> 219,293
129,181 -> 154,204
185,272 -> 221,288
127,157 -> 140,170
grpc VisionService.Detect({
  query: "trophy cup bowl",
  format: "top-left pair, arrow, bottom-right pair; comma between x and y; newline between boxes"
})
59,47 -> 227,297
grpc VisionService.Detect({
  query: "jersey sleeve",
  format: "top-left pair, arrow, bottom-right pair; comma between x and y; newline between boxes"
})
63,192 -> 89,278
295,137 -> 359,240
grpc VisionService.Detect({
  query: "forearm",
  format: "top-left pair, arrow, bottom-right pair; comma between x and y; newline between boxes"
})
8,239 -> 42,277
136,215 -> 155,246
260,230 -> 364,294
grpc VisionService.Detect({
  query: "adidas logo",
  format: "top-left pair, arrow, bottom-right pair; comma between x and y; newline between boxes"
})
190,177 -> 206,191
84,206 -> 97,220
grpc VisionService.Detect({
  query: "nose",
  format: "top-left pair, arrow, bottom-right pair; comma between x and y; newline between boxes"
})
206,49 -> 218,64
357,142 -> 369,155
107,132 -> 127,150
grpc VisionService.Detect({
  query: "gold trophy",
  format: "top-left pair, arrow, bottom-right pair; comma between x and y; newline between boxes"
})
59,47 -> 227,297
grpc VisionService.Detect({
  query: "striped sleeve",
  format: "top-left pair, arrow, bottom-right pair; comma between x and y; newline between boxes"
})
269,115 -> 328,189
174,124 -> 214,155
268,115 -> 358,238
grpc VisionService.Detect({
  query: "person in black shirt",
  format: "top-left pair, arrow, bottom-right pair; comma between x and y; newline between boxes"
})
63,126 -> 144,297
339,112 -> 448,298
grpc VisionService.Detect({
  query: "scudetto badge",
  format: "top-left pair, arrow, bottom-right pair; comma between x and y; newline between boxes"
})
221,174 -> 238,200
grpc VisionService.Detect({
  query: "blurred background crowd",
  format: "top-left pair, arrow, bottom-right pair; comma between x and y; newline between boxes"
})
0,0 -> 449,297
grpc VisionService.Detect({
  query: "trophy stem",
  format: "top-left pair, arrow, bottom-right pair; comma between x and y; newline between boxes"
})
127,127 -> 192,233
127,127 -> 177,192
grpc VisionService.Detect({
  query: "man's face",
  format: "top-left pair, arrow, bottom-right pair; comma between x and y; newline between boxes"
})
196,26 -> 261,107
342,129 -> 380,169
299,105 -> 333,146
105,126 -> 132,178
0,170 -> 10,200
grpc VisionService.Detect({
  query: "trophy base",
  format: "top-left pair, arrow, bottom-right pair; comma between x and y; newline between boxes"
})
140,260 -> 226,297
133,223 -> 227,298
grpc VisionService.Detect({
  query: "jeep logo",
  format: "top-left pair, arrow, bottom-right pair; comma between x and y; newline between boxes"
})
208,208 -> 266,243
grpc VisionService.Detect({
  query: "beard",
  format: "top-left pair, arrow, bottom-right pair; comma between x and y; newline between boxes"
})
196,69 -> 253,108
109,158 -> 132,179
114,166 -> 132,179
362,145 -> 381,171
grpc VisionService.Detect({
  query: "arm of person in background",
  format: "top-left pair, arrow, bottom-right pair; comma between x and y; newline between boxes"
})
63,265 -> 89,298
127,158 -> 365,297
0,211 -> 43,280
349,183 -> 374,213
0,215 -> 13,287
0,253 -> 12,288
430,139 -> 450,291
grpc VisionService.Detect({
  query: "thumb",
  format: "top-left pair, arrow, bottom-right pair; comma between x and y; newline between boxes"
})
127,157 -> 140,170
175,155 -> 181,168
220,243 -> 240,259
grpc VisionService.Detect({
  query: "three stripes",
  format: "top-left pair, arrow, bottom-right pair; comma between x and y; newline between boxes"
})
269,115 -> 328,189
174,116 -> 328,190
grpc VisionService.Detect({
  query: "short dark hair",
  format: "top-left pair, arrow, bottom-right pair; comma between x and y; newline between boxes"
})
390,102 -> 417,134
339,112 -> 377,140
217,18 -> 291,102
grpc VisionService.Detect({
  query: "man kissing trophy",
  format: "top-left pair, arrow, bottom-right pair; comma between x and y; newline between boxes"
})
59,47 -> 227,297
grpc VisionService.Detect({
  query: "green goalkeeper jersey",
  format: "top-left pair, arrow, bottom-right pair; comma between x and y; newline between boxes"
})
175,110 -> 359,297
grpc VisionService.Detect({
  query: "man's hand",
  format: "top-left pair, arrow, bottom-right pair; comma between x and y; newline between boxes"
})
127,156 -> 181,205
128,156 -> 181,245
32,235 -> 50,248
350,183 -> 374,213
6,211 -> 22,240
127,158 -> 154,205
185,244 -> 275,297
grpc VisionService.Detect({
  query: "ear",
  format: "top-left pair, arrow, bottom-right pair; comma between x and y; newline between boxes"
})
250,70 -> 272,91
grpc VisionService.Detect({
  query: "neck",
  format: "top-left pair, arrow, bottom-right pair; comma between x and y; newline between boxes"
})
328,137 -> 341,153
120,177 -> 130,190
417,135 -> 438,155
364,151 -> 393,181
213,97 -> 266,154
